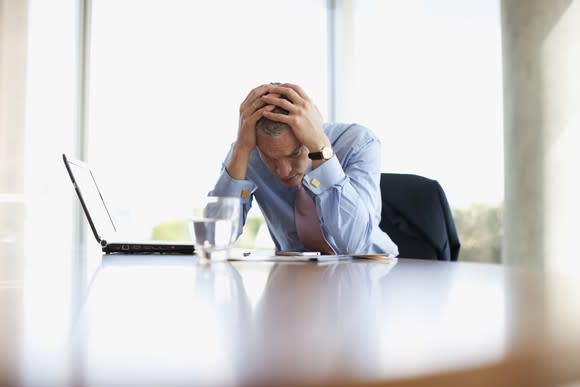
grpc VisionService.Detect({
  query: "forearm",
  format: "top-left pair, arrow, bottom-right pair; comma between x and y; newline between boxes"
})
317,179 -> 380,253
302,138 -> 394,254
211,146 -> 257,239
225,144 -> 252,180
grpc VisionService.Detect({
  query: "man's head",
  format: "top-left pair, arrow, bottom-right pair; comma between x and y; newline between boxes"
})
255,103 -> 289,137
256,98 -> 310,188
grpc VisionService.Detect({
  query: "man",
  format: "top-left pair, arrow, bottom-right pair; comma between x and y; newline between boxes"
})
210,83 -> 398,256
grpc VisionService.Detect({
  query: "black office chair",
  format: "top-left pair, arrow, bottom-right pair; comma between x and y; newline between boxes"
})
379,173 -> 460,261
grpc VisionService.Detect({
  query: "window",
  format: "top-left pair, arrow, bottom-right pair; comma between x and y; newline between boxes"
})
340,0 -> 503,262
87,0 -> 327,246
87,0 -> 503,261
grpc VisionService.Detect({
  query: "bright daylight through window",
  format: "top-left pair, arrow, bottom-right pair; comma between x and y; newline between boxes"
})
86,0 -> 503,262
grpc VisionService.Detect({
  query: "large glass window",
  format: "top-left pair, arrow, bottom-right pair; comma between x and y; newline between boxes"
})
341,0 -> 503,262
87,0 -> 328,247
87,0 -> 503,261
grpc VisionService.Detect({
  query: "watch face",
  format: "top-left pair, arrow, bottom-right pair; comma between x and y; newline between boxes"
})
322,146 -> 333,159
308,146 -> 333,160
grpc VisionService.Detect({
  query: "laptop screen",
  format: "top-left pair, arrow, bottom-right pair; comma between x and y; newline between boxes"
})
64,155 -> 117,242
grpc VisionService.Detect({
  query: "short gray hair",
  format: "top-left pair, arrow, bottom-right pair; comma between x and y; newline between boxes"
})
256,95 -> 290,136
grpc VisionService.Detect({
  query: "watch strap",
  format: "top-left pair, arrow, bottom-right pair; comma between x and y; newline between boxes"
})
308,145 -> 333,160
308,151 -> 324,160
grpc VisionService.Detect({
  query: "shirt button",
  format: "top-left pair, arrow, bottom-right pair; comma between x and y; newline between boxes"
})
241,189 -> 250,200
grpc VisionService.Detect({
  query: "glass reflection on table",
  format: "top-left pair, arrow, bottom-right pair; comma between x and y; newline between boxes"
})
73,256 -> 251,386
70,256 -> 398,386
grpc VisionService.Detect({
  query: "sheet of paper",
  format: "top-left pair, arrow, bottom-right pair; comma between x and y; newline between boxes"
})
228,252 -> 396,264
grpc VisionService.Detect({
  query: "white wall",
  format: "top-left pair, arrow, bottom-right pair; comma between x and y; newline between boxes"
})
502,0 -> 580,269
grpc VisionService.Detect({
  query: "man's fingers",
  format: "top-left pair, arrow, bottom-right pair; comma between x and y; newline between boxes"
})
241,84 -> 274,109
281,83 -> 310,101
248,104 -> 276,124
260,94 -> 296,112
243,92 -> 283,117
241,83 -> 309,124
241,83 -> 269,104
262,110 -> 292,125
243,95 -> 276,116
251,99 -> 265,110
268,85 -> 303,105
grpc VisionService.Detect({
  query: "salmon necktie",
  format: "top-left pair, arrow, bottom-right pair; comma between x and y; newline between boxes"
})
294,185 -> 336,255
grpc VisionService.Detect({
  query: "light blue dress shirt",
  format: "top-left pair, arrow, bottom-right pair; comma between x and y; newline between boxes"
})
210,123 -> 399,256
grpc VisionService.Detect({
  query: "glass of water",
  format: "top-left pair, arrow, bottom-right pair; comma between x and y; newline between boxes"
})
190,196 -> 240,261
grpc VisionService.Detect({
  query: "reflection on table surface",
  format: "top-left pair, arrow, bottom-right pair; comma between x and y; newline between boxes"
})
6,253 -> 580,386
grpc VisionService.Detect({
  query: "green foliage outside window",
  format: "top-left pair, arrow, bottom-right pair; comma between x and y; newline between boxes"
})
150,216 -> 267,248
452,204 -> 503,263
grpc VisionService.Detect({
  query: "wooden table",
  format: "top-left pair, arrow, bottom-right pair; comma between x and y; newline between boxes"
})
4,253 -> 580,386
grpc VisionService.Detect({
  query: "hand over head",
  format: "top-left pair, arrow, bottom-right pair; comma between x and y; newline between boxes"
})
236,84 -> 277,154
259,83 -> 330,153
231,83 -> 331,187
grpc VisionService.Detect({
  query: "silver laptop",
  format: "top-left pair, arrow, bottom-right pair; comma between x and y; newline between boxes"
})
63,154 -> 194,254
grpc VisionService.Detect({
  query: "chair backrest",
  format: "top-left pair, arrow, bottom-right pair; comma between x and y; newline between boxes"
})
379,173 -> 460,261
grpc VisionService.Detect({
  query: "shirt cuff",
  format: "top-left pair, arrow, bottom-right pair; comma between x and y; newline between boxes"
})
211,169 -> 257,203
302,156 -> 345,195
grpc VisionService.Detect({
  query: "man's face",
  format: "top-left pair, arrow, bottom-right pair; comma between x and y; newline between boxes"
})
256,128 -> 310,188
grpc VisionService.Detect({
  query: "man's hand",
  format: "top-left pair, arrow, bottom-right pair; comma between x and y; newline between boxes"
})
236,84 -> 276,154
226,84 -> 275,180
260,83 -> 331,154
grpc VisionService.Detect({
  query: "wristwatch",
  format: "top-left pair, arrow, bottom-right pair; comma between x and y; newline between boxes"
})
308,145 -> 334,160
